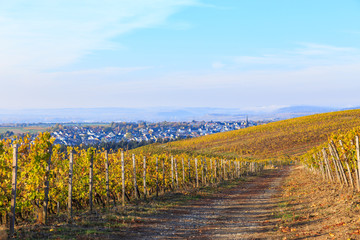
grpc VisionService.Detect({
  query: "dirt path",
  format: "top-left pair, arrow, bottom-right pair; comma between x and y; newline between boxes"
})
16,166 -> 360,239
119,167 -> 289,239
15,168 -> 290,239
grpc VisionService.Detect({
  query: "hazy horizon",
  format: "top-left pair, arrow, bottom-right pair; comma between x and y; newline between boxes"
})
0,105 -> 350,123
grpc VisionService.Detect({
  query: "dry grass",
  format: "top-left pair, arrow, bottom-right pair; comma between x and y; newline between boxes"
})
273,165 -> 360,239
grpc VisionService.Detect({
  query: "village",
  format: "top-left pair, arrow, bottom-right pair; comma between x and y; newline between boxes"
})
51,119 -> 267,146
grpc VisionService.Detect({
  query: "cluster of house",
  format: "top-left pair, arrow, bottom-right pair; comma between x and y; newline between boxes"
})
51,120 -> 261,146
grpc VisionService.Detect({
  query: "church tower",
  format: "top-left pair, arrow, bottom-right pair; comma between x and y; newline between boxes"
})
245,115 -> 249,128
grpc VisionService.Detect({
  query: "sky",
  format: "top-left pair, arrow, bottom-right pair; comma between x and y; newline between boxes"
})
1,0 -> 360,110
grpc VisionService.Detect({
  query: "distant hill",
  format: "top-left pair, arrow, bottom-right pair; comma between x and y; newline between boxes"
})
275,106 -> 337,114
136,109 -> 360,159
0,105 -> 349,123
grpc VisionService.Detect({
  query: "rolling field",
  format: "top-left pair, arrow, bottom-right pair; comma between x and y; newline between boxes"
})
0,125 -> 49,134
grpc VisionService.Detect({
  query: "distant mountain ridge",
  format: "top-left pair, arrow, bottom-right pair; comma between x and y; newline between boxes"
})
0,105 -> 352,123
275,106 -> 337,114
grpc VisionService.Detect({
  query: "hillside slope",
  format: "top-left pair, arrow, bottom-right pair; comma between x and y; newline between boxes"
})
140,109 -> 360,159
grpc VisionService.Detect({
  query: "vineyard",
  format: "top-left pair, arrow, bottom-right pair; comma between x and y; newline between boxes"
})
150,109 -> 360,159
3,109 -> 360,238
301,126 -> 360,190
0,132 -> 270,238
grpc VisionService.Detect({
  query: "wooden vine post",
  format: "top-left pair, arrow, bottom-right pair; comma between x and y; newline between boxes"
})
339,140 -> 354,188
201,158 -> 204,185
121,151 -> 125,206
174,158 -> 179,188
239,161 -> 243,177
233,161 -> 235,178
236,161 -> 238,178
233,161 -> 236,177
181,158 -> 185,187
221,159 -> 224,180
239,161 -> 242,177
204,158 -> 207,185
89,151 -> 94,212
229,161 -> 232,179
232,161 -> 235,178
162,158 -> 165,193
195,158 -> 199,188
156,157 -> 159,197
132,154 -> 139,199
214,159 -> 217,182
68,149 -> 74,223
236,161 -> 239,178
356,136 -> 360,191
43,145 -> 52,225
143,156 -> 147,199
171,156 -> 175,190
9,144 -> 18,238
330,142 -> 348,186
328,145 -> 342,184
322,148 -> 334,182
210,158 -> 213,184
188,158 -> 191,185
105,150 -> 110,206
314,154 -> 325,180
236,161 -> 240,178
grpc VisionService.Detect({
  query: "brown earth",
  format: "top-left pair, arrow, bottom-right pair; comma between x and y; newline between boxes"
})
273,166 -> 360,240
15,166 -> 360,239
113,167 -> 288,239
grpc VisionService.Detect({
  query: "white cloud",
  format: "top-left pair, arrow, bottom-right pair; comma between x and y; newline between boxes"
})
1,2 -> 360,111
2,60 -> 360,109
228,43 -> 360,71
0,0 -> 199,74
212,61 -> 225,69
0,0 -> 202,109
48,66 -> 152,79
293,43 -> 356,56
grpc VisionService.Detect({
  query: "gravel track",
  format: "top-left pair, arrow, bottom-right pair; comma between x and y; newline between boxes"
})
121,168 -> 289,239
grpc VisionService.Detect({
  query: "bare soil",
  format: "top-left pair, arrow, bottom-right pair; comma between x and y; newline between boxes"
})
118,167 -> 289,240
273,165 -> 360,240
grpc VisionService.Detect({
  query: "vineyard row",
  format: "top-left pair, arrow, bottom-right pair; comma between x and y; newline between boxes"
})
0,133 -> 270,238
302,128 -> 360,191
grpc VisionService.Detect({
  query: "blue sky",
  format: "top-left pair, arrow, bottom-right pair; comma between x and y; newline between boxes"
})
1,0 -> 360,110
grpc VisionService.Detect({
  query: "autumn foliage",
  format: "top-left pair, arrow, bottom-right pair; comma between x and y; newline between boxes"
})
145,109 -> 360,159
0,133 -> 269,224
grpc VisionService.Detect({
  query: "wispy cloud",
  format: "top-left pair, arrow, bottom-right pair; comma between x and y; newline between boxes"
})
212,62 -> 225,69
50,66 -> 153,77
0,0 -> 202,109
0,0 -> 199,74
293,42 -> 356,56
224,43 -> 360,71
46,66 -> 153,84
